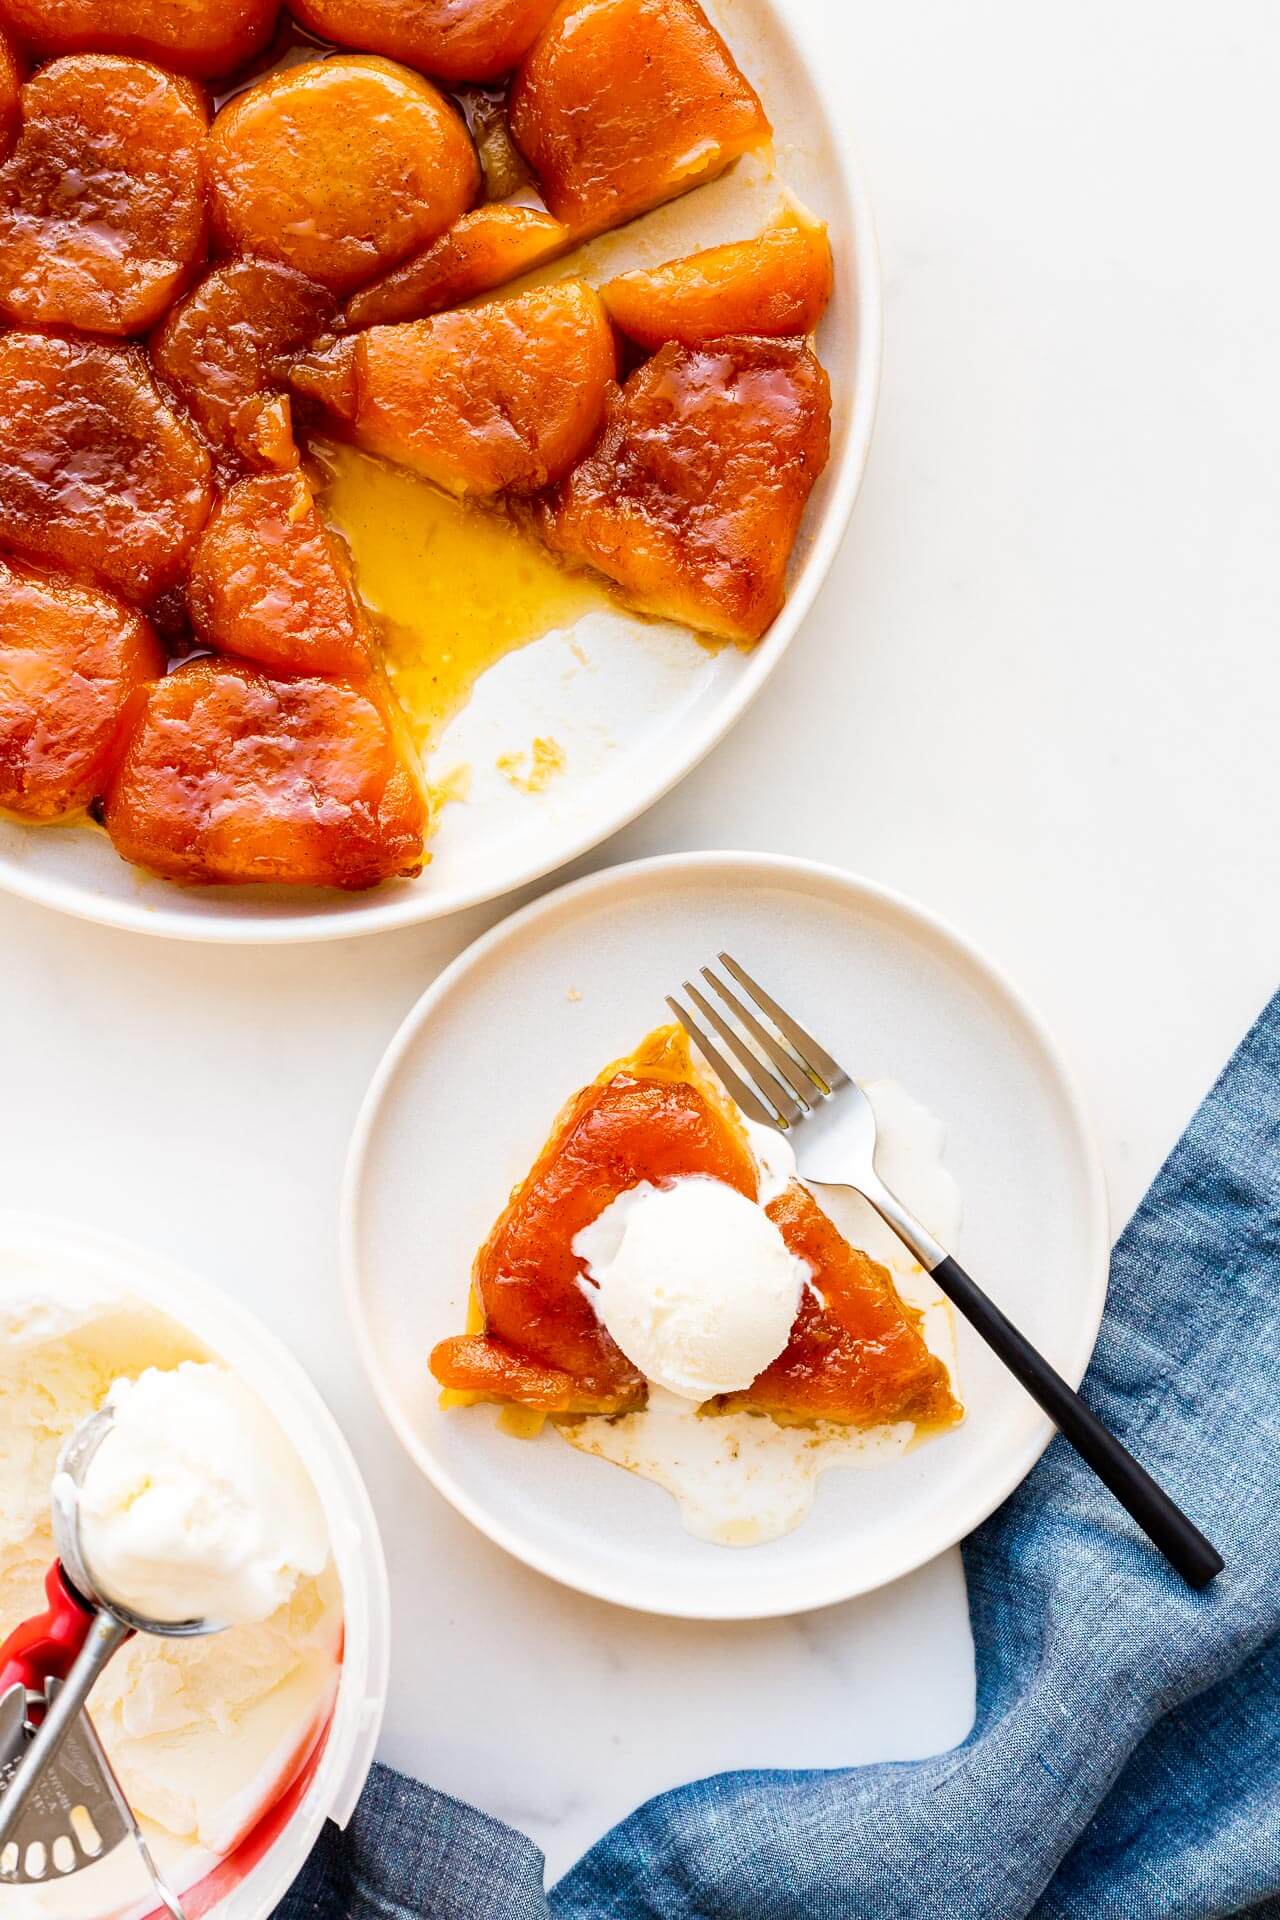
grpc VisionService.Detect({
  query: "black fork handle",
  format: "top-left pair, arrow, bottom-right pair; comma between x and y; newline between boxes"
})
931,1255 -> 1223,1589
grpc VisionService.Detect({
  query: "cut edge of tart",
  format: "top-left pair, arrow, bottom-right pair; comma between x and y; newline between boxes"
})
429,1025 -> 964,1445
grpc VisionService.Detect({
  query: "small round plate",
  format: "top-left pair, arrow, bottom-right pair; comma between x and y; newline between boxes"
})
343,852 -> 1109,1618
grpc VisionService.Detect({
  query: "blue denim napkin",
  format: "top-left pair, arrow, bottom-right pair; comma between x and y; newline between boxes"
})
278,991 -> 1280,1920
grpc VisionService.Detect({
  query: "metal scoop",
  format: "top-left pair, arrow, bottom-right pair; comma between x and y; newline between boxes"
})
0,1669 -> 182,1916
0,1408 -> 227,1917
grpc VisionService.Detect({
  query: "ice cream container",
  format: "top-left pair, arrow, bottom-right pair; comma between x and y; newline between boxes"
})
0,1211 -> 390,1920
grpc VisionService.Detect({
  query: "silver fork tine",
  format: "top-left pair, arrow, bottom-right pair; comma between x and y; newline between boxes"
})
664,996 -> 783,1130
700,965 -> 819,1107
682,981 -> 806,1125
718,952 -> 849,1090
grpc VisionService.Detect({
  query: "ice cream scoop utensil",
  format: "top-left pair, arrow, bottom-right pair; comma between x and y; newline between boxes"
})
46,1685 -> 190,1920
0,1572 -> 158,1898
0,1570 -> 132,1872
0,1603 -> 130,1852
667,951 -> 1224,1590
1,1666 -> 184,1919
1,1660 -> 133,1879
0,1406 -> 226,1913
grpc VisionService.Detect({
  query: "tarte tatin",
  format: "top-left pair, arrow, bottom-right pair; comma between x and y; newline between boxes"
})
431,1027 -> 961,1434
0,0 -> 834,890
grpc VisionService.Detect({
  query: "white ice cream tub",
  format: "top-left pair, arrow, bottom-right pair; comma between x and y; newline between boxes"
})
0,1211 -> 390,1920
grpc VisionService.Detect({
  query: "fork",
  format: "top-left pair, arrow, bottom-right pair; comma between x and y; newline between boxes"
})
667,953 -> 1224,1590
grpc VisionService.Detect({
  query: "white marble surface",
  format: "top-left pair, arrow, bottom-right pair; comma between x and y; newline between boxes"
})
3,0 -> 1279,1887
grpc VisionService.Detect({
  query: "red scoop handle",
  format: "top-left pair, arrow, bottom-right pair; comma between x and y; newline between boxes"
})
0,1562 -> 96,1703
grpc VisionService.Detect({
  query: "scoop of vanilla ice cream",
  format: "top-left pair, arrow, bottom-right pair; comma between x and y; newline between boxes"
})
573,1176 -> 809,1401
75,1361 -> 330,1629
0,1272 -> 343,1911
0,1288 -> 199,1626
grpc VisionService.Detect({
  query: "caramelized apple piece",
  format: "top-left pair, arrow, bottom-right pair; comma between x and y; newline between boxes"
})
509,0 -> 769,234
719,1185 -> 959,1427
542,335 -> 830,643
233,392 -> 300,473
290,334 -> 360,425
0,0 -> 279,77
152,260 -> 336,472
105,658 -> 427,888
431,1036 -> 960,1428
0,32 -> 20,161
428,1333 -> 637,1414
602,222 -> 833,348
0,556 -> 163,819
0,55 -> 207,335
344,205 -> 569,329
290,0 -> 559,84
187,472 -> 374,679
210,57 -> 479,295
327,281 -> 616,494
0,333 -> 213,605
433,1063 -> 756,1406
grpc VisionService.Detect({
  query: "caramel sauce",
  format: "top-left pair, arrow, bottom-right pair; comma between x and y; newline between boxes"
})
310,437 -> 607,752
496,735 -> 566,792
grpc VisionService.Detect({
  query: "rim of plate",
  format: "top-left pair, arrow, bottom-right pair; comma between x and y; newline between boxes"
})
0,8 -> 883,945
341,851 -> 1111,1618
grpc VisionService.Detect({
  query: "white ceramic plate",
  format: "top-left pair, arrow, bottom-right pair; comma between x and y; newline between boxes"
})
343,852 -> 1110,1618
0,3 -> 881,944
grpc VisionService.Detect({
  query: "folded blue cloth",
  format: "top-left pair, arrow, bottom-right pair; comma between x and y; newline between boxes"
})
278,991 -> 1280,1920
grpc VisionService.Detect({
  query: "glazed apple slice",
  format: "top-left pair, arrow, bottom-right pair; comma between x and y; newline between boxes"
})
509,0 -> 770,235
152,261 -> 337,473
602,221 -> 833,349
720,1186 -> 958,1427
0,0 -> 280,78
344,205 -> 570,330
430,1335 -> 638,1417
0,555 -> 164,819
209,57 -> 479,295
290,0 -> 559,84
541,335 -> 831,644
105,658 -> 427,889
187,472 -> 376,680
297,280 -> 616,495
0,54 -> 208,336
0,332 -> 213,605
